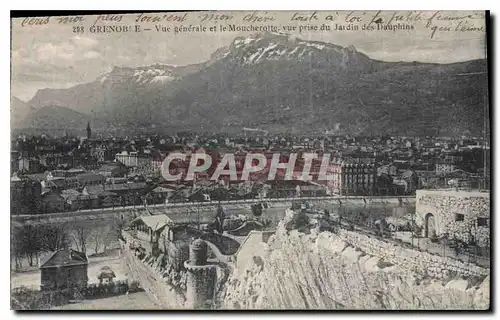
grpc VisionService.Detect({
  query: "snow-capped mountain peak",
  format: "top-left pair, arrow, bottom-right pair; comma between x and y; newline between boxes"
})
225,32 -> 358,65
98,64 -> 181,85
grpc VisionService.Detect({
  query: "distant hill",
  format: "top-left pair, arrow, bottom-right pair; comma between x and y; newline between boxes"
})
25,32 -> 489,136
11,96 -> 35,129
21,106 -> 91,131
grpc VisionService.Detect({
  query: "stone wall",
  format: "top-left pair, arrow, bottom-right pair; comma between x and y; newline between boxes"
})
337,229 -> 488,279
14,196 -> 415,221
415,190 -> 490,246
185,263 -> 217,309
121,235 -> 229,309
120,240 -> 187,308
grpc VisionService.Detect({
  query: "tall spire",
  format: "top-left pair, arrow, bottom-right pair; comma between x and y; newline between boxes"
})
86,121 -> 91,139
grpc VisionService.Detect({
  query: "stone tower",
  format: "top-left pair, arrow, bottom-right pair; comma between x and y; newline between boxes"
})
86,121 -> 91,140
184,238 -> 217,309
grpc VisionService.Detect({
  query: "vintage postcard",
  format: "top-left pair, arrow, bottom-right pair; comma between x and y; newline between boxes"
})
10,10 -> 490,310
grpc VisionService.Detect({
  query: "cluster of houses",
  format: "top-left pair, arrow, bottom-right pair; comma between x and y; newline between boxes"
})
10,165 -> 330,215
11,153 -> 486,216
11,124 -> 489,215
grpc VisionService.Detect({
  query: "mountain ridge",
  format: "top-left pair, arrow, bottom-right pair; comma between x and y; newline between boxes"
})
17,33 -> 488,136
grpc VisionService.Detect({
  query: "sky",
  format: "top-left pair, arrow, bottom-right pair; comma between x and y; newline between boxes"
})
11,11 -> 487,101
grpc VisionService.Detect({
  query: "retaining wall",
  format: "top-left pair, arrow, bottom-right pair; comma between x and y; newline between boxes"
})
338,229 -> 488,279
15,196 -> 415,220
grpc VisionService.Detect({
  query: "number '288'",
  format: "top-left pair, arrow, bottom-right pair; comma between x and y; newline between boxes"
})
73,26 -> 84,33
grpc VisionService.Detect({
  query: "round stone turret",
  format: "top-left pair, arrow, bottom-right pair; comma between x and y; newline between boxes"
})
189,238 -> 208,266
184,238 -> 217,309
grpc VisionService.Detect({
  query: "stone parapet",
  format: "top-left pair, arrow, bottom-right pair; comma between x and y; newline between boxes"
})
338,229 -> 489,279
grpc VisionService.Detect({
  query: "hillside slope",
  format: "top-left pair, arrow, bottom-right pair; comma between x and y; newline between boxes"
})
11,96 -> 35,129
21,106 -> 91,131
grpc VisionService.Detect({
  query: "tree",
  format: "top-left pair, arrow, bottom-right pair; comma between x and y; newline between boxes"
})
212,187 -> 228,202
323,209 -> 330,219
70,224 -> 92,254
89,226 -> 114,255
90,229 -> 102,256
251,203 -> 263,217
39,223 -> 70,252
292,210 -> 310,232
22,224 -> 42,267
111,214 -> 127,242
378,219 -> 390,238
101,231 -> 114,254
11,226 -> 25,270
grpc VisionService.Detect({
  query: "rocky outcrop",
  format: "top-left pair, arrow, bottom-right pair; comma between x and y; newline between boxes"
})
219,225 -> 490,310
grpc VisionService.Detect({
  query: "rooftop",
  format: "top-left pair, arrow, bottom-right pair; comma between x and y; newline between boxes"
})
39,249 -> 88,269
130,214 -> 173,232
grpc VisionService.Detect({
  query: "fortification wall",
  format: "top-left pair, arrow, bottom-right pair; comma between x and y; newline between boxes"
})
415,190 -> 490,246
338,230 -> 488,279
121,235 -> 230,309
120,240 -> 187,308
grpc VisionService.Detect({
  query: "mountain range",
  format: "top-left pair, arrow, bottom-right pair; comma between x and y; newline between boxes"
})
13,32 -> 489,136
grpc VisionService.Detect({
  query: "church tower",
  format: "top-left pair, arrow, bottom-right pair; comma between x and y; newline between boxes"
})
86,121 -> 91,140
